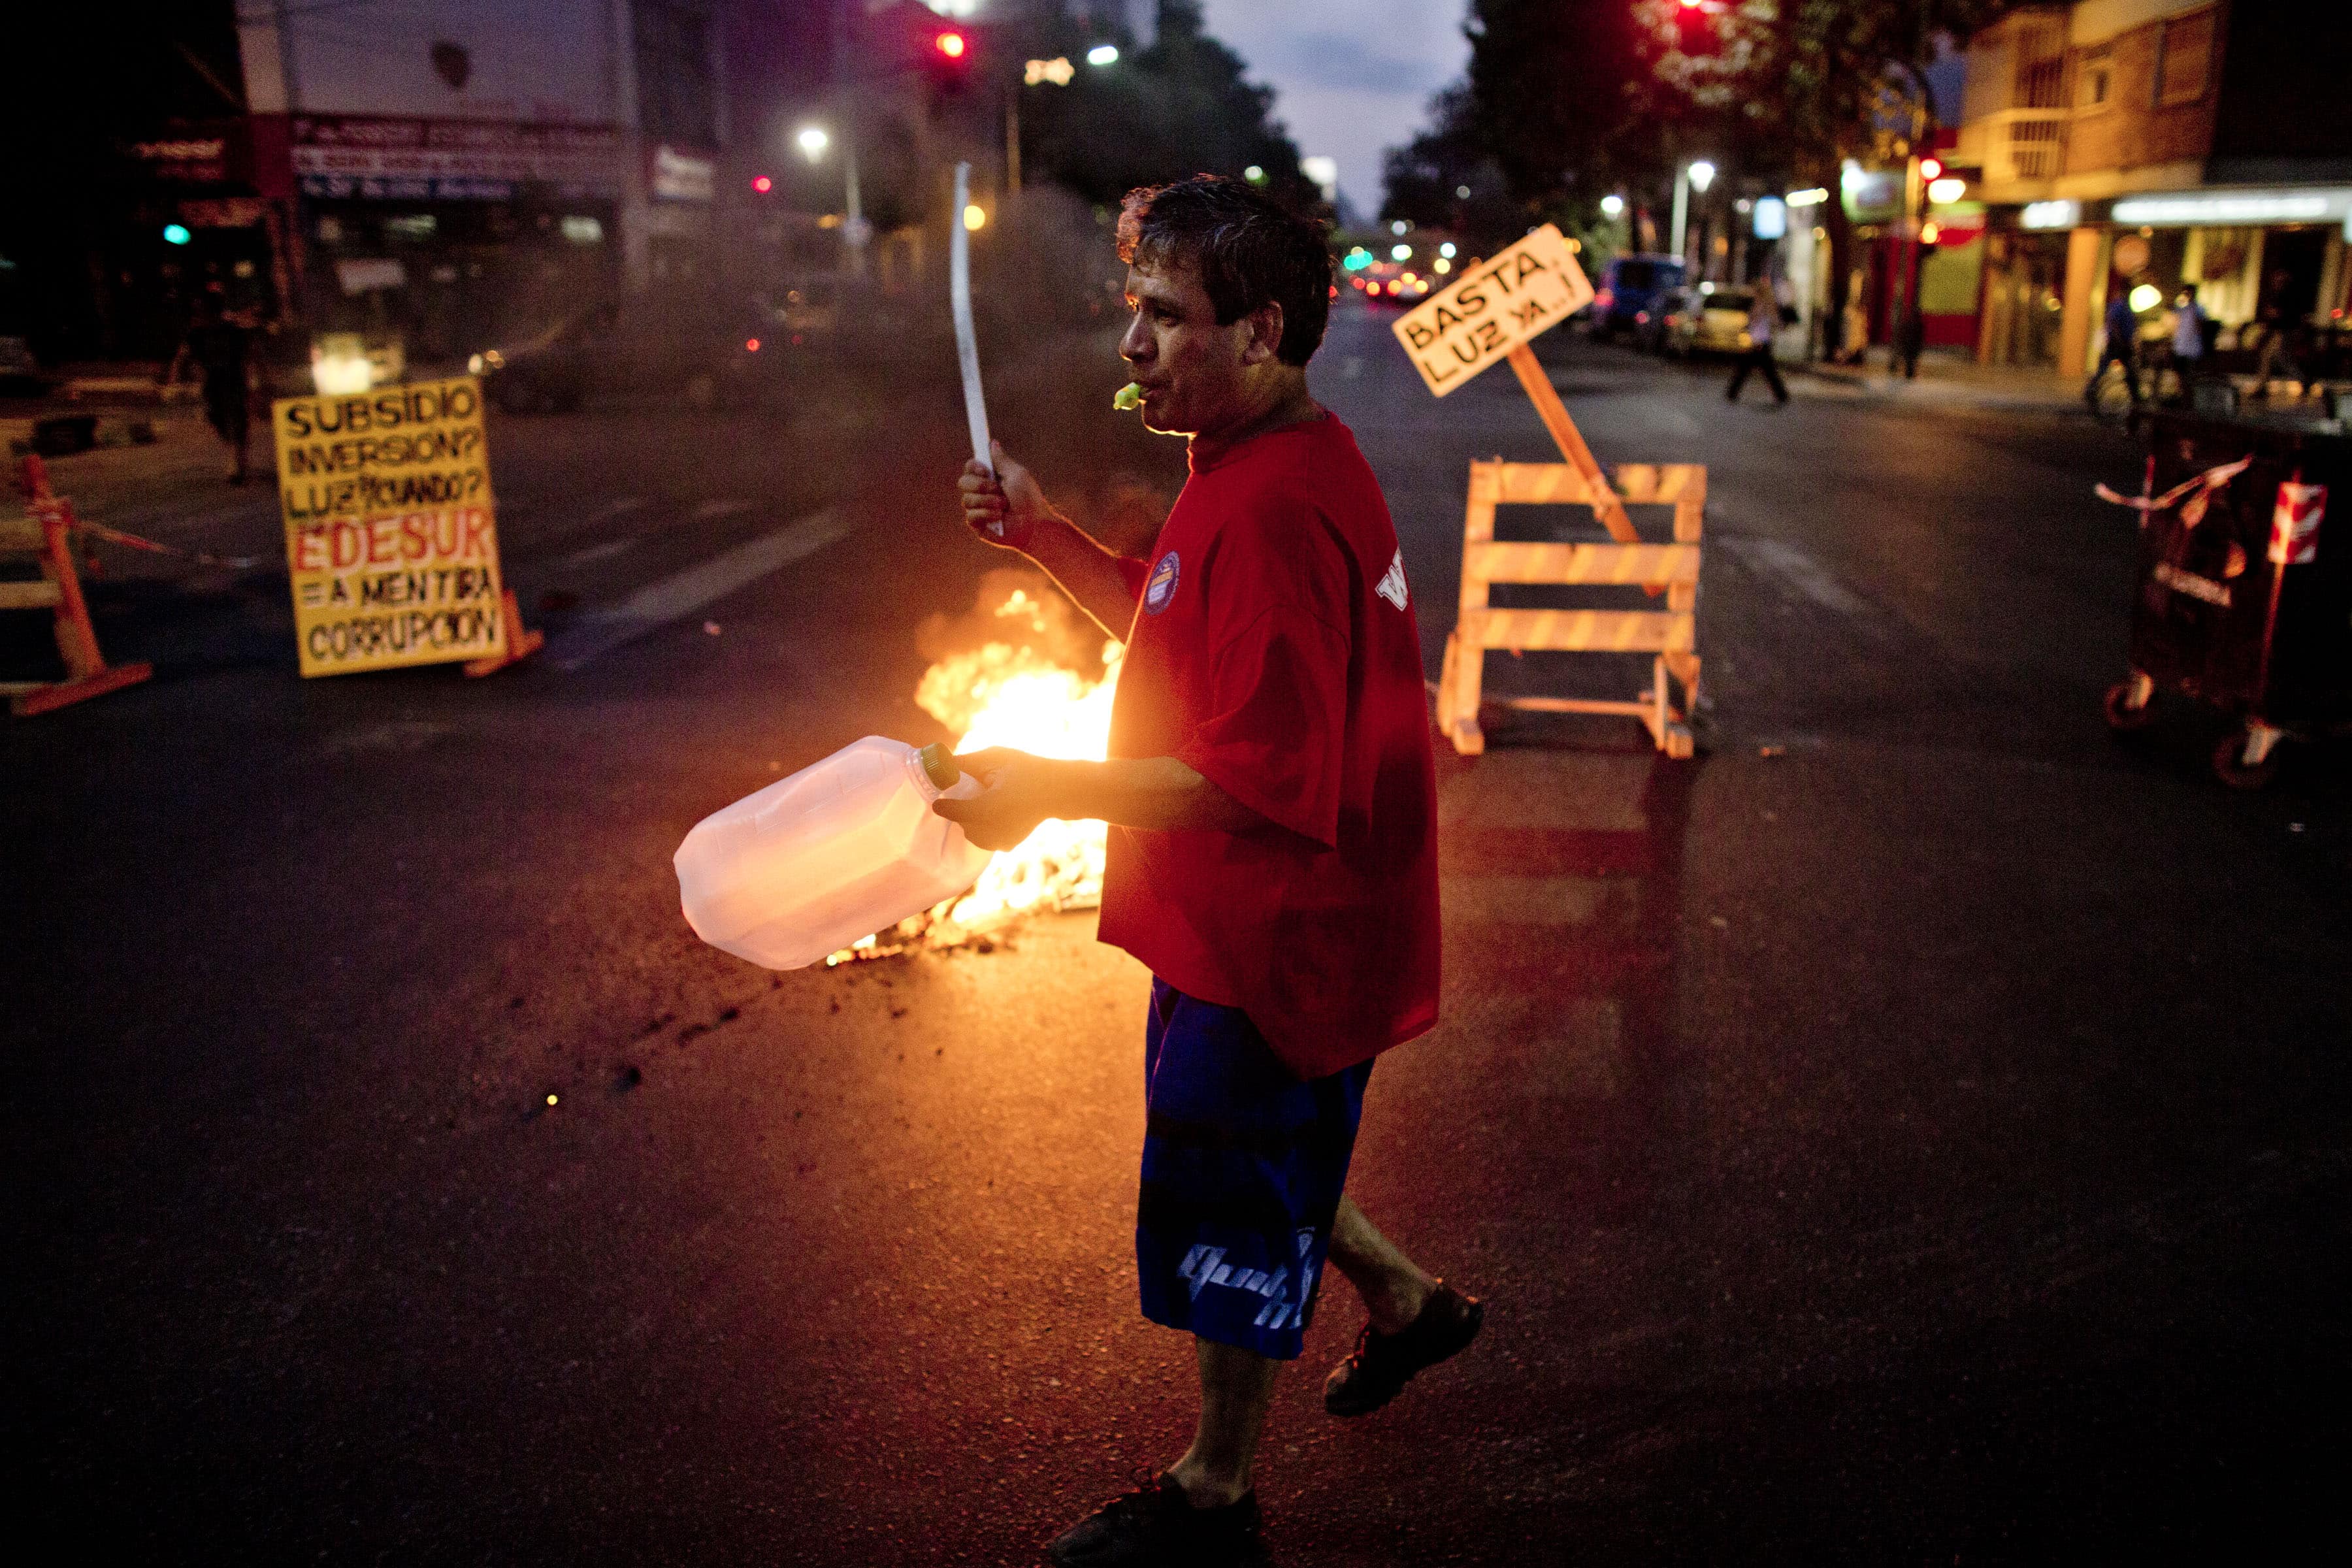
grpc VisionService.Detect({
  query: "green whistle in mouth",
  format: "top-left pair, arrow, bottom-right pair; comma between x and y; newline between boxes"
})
1113,382 -> 1144,412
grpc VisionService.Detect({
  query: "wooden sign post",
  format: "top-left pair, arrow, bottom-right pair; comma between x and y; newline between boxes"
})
1390,225 -> 1637,549
1389,225 -> 1707,758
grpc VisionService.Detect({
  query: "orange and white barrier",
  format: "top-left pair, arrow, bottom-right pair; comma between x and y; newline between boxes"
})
1433,458 -> 1706,759
2,455 -> 152,716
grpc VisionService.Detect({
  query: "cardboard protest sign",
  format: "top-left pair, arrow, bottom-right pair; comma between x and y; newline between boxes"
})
272,374 -> 509,676
1390,225 -> 1595,397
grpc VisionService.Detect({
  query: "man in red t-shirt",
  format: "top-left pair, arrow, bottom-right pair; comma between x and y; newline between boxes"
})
941,176 -> 1480,1565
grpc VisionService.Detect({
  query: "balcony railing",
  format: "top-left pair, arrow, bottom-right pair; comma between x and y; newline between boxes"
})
1974,108 -> 2070,190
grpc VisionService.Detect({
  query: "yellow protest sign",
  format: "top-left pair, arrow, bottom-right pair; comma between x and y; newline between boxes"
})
1390,225 -> 1595,397
272,374 -> 509,677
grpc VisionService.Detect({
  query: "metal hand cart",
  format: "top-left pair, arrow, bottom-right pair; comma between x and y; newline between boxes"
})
2103,411 -> 2352,787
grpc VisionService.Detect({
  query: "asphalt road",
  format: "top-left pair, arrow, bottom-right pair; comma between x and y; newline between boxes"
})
8,299 -> 2349,1564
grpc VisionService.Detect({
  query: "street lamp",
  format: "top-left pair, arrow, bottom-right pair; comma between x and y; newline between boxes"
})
1599,193 -> 1625,220
1671,159 -> 1716,261
1012,44 -> 1119,197
792,118 -> 865,276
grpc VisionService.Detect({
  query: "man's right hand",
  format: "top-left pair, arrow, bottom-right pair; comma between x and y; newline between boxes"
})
958,440 -> 1051,551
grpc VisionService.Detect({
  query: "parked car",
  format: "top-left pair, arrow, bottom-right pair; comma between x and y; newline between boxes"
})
0,335 -> 50,397
468,298 -> 789,414
1663,284 -> 1759,357
1640,287 -> 1693,354
1587,253 -> 1689,340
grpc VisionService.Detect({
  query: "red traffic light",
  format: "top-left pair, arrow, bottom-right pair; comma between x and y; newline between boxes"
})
936,31 -> 966,58
750,174 -> 772,193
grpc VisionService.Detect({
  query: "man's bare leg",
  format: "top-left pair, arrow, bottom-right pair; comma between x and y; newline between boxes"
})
1166,1338 -> 1282,1506
1325,1194 -> 1437,1333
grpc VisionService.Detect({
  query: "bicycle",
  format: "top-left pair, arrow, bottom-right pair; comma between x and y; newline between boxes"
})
2084,358 -> 2144,423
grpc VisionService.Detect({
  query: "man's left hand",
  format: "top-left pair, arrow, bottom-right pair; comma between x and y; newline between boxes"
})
931,747 -> 1062,851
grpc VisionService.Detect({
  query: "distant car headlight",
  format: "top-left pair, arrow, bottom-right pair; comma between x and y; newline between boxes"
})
468,353 -> 484,374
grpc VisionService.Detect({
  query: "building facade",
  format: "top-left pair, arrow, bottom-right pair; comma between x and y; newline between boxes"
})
1955,0 -> 2352,374
227,0 -> 734,368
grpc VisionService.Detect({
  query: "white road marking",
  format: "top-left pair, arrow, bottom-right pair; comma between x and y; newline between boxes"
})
552,536 -> 636,569
1715,536 -> 1886,630
548,507 -> 848,670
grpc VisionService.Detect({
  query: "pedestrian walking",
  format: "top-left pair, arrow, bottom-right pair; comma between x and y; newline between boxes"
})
161,291 -> 259,484
1893,299 -> 1926,379
2248,274 -> 2306,400
2085,288 -> 2144,410
2166,284 -> 2210,402
1724,272 -> 1788,404
949,175 -> 1477,1567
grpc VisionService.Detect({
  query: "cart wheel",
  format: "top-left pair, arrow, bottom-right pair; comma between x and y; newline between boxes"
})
2211,728 -> 2281,791
2103,681 -> 2157,732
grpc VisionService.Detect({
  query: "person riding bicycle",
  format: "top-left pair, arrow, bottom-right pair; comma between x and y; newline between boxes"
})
2085,289 -> 2142,412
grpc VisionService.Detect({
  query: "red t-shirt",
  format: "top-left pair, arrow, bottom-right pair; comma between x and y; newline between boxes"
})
1096,412 -> 1441,1081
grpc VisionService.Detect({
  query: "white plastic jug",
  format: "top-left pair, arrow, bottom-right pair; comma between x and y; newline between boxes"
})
674,737 -> 992,970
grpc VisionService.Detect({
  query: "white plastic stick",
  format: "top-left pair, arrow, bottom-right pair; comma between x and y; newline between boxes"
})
950,163 -> 994,498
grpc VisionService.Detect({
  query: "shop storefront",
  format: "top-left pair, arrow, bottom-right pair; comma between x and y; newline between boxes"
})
1976,220 -> 2071,368
289,116 -> 627,370
2041,188 -> 2352,376
105,117 -> 297,359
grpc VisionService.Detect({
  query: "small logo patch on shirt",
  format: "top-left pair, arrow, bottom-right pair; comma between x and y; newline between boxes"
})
1145,550 -> 1181,614
1375,548 -> 1409,610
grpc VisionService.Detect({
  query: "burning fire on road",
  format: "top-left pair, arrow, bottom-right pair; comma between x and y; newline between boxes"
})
826,574 -> 1120,964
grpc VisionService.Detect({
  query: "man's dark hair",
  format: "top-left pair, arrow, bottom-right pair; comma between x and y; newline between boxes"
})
1117,175 -> 1332,367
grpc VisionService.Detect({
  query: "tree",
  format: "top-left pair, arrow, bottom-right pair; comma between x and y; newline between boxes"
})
1014,1 -> 1317,215
1635,1 -> 2020,352
1378,84 -> 1514,238
1460,0 -> 1672,227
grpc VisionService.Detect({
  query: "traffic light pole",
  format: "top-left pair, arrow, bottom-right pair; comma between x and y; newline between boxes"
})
830,0 -> 868,278
1005,88 -> 1021,195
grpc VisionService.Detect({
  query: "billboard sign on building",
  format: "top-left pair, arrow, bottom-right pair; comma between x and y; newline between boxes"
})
291,115 -> 624,201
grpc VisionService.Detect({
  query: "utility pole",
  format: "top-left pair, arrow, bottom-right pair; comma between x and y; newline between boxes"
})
1005,88 -> 1021,195
831,0 -> 868,278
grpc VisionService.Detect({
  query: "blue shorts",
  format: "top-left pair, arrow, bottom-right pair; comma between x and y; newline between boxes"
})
1135,978 -> 1373,1360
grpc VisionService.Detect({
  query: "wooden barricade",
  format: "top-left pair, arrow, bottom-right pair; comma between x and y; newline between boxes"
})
1433,457 -> 1706,759
3,455 -> 152,717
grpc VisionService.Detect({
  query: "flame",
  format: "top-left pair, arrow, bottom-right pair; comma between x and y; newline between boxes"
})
825,587 -> 1120,963
919,622 -> 1122,928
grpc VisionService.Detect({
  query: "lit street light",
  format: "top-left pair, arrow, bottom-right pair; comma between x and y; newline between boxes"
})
1600,193 -> 1625,220
1391,243 -> 1411,261
1086,44 -> 1119,67
792,119 -> 865,275
1671,159 -> 1716,261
